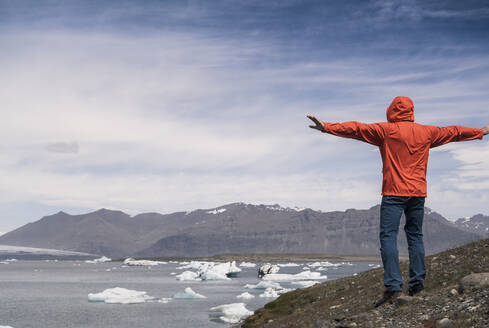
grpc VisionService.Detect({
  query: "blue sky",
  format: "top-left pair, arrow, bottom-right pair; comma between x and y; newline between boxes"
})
1,0 -> 489,233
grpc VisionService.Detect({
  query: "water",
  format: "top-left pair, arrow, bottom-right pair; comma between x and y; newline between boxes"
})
0,260 -> 379,328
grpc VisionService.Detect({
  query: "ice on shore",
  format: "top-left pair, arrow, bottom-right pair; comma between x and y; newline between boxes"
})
292,281 -> 320,288
236,292 -> 255,299
239,262 -> 256,268
259,287 -> 279,298
209,303 -> 253,324
85,256 -> 111,264
308,261 -> 341,268
368,263 -> 381,268
88,287 -> 155,304
176,271 -> 200,281
173,287 -> 207,299
259,286 -> 294,298
123,258 -> 166,266
263,270 -> 327,282
244,280 -> 283,290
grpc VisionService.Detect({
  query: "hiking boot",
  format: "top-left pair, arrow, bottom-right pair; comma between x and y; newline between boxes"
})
408,284 -> 424,296
374,290 -> 402,308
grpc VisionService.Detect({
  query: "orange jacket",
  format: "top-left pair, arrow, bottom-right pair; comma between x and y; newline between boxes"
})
322,96 -> 484,197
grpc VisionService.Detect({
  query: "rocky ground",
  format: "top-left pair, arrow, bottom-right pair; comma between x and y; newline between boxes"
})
238,238 -> 489,328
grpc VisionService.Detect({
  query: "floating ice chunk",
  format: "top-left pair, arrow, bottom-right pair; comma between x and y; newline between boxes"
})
207,208 -> 227,214
173,287 -> 207,299
302,267 -> 309,270
5,259 -> 18,262
200,270 -> 230,281
0,261 -> 8,264
176,271 -> 200,281
177,261 -> 207,270
85,256 -> 111,264
123,258 -> 165,266
368,263 -> 381,268
88,287 -> 155,304
158,298 -> 172,304
263,271 -> 327,282
0,326 -> 14,328
258,263 -> 280,278
316,267 -> 327,271
277,263 -> 300,267
239,262 -> 256,268
292,281 -> 320,288
236,292 -> 255,299
244,281 -> 282,290
170,272 -> 176,275
209,303 -> 253,324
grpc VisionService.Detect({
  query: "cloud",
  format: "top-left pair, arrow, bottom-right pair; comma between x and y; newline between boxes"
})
45,142 -> 79,154
0,2 -> 489,231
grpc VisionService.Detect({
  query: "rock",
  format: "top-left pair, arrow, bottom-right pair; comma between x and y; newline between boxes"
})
420,314 -> 430,321
458,272 -> 489,293
449,289 -> 458,296
396,294 -> 414,306
449,255 -> 456,259
437,317 -> 451,327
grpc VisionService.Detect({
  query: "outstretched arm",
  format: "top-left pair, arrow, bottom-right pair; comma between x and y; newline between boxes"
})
307,115 -> 386,146
430,124 -> 487,148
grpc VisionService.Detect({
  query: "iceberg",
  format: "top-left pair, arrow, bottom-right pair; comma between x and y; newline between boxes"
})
88,287 -> 155,304
236,292 -> 255,299
123,258 -> 166,266
173,287 -> 207,299
258,263 -> 280,278
177,261 -> 241,280
263,270 -> 327,282
85,256 -> 111,264
176,271 -> 200,281
239,261 -> 256,268
209,303 -> 253,324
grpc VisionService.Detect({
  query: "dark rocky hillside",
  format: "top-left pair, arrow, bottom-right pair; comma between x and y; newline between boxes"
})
239,238 -> 489,328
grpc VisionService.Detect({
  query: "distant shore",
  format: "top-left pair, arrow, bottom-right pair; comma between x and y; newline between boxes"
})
127,253 -> 406,262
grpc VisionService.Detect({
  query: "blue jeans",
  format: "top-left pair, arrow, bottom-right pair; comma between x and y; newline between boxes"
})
380,196 -> 426,292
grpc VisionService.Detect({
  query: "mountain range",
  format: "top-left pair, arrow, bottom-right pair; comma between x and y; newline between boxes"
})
0,203 -> 487,258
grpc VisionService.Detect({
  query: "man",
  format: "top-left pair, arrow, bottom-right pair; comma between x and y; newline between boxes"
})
307,96 -> 488,307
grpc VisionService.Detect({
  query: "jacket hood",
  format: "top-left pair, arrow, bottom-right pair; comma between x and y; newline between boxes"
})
387,96 -> 414,122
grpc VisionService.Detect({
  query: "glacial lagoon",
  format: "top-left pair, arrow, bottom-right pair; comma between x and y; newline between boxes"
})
0,259 -> 379,327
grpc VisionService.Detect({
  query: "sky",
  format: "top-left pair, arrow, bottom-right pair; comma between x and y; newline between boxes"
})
1,0 -> 489,233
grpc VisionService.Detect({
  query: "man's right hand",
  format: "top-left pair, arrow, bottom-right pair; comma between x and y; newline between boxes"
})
307,115 -> 325,132
482,125 -> 489,135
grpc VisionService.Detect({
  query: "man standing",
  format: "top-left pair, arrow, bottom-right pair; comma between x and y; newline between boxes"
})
307,96 -> 488,307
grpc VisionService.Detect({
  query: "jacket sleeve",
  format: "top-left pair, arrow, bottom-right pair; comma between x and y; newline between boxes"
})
322,121 -> 386,146
429,126 -> 484,148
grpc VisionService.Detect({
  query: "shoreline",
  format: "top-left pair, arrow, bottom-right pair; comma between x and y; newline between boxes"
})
128,253 -> 406,262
